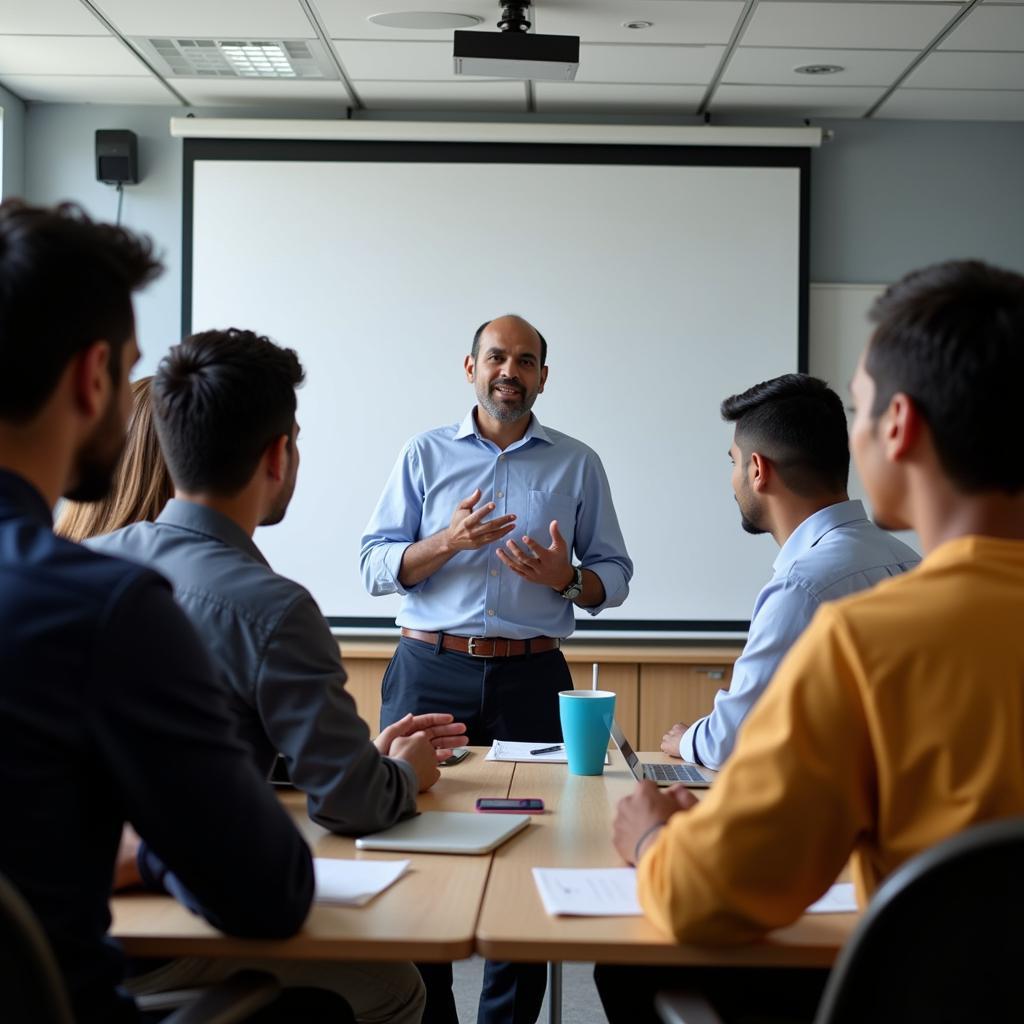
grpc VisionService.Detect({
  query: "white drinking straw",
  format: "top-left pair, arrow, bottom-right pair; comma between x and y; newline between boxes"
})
592,663 -> 599,691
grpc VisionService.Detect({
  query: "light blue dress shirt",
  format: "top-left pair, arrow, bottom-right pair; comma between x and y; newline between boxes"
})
360,410 -> 633,638
679,499 -> 920,769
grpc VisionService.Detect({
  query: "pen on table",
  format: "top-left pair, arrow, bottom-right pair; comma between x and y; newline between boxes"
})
529,744 -> 564,756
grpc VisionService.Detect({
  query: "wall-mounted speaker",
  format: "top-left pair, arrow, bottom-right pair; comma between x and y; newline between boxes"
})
95,130 -> 139,185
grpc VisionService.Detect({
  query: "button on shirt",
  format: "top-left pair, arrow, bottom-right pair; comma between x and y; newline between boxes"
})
680,500 -> 920,770
360,411 -> 633,638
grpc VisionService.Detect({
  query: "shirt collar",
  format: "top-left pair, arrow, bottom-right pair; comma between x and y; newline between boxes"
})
773,499 -> 868,575
454,408 -> 554,447
0,469 -> 54,526
156,498 -> 269,566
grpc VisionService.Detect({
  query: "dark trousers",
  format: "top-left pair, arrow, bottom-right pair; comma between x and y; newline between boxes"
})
593,964 -> 830,1024
381,636 -> 572,1024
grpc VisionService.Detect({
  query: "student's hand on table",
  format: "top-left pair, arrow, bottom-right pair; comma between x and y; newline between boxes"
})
660,722 -> 689,758
612,781 -> 698,866
375,712 -> 468,760
112,825 -> 143,891
496,520 -> 575,591
390,731 -> 442,792
446,489 -> 517,552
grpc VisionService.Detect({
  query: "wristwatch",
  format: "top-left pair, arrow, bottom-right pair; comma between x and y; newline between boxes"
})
559,565 -> 584,600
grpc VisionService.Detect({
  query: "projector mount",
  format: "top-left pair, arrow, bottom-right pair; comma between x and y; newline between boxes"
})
497,2 -> 532,34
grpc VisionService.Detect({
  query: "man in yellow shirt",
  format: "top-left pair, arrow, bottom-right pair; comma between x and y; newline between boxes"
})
596,259 -> 1024,1023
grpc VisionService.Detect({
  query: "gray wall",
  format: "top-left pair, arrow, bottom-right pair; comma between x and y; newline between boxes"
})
21,102 -> 1024,373
0,83 -> 25,198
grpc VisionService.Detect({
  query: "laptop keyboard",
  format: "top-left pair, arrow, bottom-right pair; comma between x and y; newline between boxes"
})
644,763 -> 706,784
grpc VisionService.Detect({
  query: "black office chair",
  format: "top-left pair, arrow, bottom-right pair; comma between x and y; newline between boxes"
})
0,870 -> 280,1024
657,816 -> 1024,1024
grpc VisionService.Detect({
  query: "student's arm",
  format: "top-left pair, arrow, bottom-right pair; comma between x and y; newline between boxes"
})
636,604 -> 874,945
92,574 -> 313,938
255,592 -> 423,834
679,580 -> 821,770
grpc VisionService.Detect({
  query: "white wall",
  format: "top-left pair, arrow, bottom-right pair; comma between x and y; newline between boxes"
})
0,83 -> 25,198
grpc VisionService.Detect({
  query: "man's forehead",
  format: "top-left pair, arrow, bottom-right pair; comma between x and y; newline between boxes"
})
481,318 -> 541,357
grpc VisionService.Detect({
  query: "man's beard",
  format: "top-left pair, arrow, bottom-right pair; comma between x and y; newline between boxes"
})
64,396 -> 125,503
739,513 -> 768,536
478,378 -> 537,423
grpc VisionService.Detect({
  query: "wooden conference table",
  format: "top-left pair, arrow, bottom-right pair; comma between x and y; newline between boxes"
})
112,748 -> 858,1014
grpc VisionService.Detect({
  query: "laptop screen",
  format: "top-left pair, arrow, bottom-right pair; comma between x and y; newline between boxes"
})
610,721 -> 644,782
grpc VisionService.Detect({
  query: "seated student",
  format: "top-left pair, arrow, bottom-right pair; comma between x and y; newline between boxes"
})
92,327 -> 465,1023
597,259 -> 1024,1023
0,201 -> 348,1023
661,373 -> 918,770
55,375 -> 172,541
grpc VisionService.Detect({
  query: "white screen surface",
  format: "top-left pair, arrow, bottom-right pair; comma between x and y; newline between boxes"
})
190,153 -> 803,632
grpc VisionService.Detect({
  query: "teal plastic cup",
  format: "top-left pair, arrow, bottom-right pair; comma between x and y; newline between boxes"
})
558,690 -> 616,776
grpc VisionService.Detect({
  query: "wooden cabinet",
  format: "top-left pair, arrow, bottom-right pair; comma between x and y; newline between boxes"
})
336,640 -> 741,747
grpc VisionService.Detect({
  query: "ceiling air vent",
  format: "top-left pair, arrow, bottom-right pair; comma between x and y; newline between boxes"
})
134,38 -> 337,79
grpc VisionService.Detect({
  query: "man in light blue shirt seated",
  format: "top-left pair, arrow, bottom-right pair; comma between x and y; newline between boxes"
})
661,373 -> 919,771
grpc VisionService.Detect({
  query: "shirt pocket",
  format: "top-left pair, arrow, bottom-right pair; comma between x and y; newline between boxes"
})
525,489 -> 578,555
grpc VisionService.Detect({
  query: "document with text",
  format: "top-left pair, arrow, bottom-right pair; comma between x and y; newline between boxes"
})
533,867 -> 642,916
314,858 -> 410,906
486,741 -> 609,765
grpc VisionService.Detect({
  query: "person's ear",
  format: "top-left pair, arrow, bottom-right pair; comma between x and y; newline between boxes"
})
538,364 -> 548,394
464,354 -> 475,382
71,341 -> 113,420
263,434 -> 290,483
749,451 -> 770,493
883,393 -> 921,463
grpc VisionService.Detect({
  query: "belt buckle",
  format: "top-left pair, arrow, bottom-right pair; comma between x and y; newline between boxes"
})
466,636 -> 490,658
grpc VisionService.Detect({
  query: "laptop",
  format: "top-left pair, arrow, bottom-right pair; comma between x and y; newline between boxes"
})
611,721 -> 713,788
354,811 -> 530,855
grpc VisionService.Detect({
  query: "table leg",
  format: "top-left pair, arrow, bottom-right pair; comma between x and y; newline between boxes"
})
547,961 -> 562,1024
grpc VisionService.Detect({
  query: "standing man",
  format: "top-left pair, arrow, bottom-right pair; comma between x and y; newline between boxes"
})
598,260 -> 1024,1023
361,314 -> 633,1023
661,373 -> 918,770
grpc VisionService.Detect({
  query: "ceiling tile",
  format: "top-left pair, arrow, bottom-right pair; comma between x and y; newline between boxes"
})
532,1 -> 746,46
319,0 -> 745,46
354,80 -> 527,111
175,77 -> 354,109
939,6 -> 1024,50
906,50 -> 1024,88
333,40 -> 458,81
876,86 -> 1024,119
0,74 -> 174,103
710,83 -> 885,116
93,0 -> 316,38
0,36 -> 146,76
724,47 -> 916,87
0,0 -> 109,35
534,82 -> 703,113
576,44 -> 724,84
741,3 -> 958,49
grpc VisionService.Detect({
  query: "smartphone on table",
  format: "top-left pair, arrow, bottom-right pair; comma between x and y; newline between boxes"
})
476,797 -> 544,814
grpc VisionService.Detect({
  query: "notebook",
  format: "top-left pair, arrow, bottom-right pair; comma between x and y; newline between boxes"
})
611,721 -> 713,788
354,811 -> 531,855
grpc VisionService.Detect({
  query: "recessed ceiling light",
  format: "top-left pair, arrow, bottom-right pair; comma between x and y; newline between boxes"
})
623,21 -> 653,30
794,64 -> 845,76
369,12 -> 484,30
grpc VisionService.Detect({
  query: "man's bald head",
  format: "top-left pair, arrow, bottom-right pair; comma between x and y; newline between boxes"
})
471,315 -> 547,367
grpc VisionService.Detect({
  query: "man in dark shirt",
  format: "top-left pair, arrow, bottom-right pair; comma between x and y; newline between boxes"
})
0,201 -> 336,1023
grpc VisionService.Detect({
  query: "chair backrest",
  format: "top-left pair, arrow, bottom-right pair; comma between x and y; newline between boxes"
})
0,871 -> 74,1024
814,816 -> 1024,1024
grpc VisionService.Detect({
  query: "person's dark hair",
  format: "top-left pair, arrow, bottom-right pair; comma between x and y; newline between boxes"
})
472,316 -> 547,366
721,373 -> 850,497
867,260 -> 1024,495
153,328 -> 304,496
0,200 -> 162,422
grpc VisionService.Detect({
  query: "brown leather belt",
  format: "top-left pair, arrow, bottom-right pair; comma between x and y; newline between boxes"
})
400,628 -> 560,658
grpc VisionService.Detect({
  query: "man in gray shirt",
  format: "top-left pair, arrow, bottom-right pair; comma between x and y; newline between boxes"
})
93,327 -> 465,1022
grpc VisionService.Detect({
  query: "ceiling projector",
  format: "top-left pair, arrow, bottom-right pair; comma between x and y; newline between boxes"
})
453,1 -> 579,82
